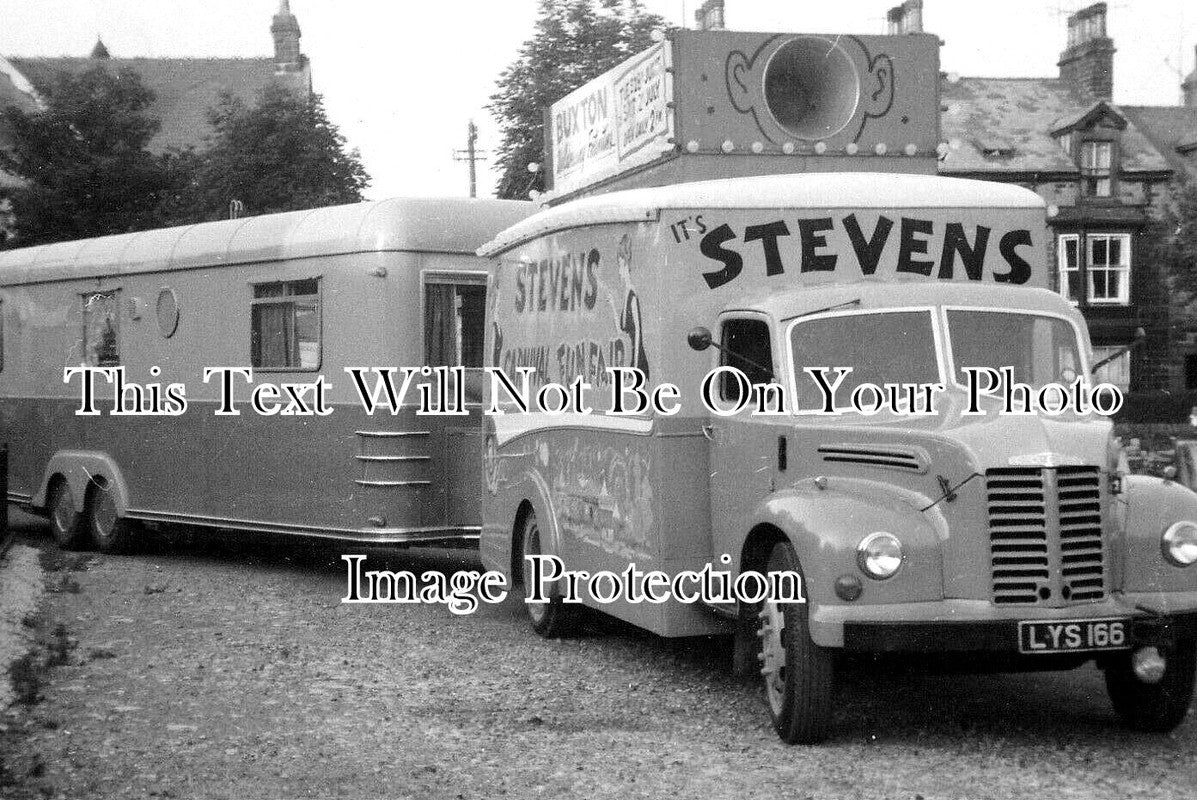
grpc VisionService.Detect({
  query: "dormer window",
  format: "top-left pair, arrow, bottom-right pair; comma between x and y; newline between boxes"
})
974,136 -> 1017,160
1049,101 -> 1125,200
1080,140 -> 1113,197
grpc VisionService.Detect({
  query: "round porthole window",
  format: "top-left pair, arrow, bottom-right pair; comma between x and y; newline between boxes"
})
156,288 -> 180,338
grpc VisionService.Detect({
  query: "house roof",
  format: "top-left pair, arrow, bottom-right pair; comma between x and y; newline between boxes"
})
939,76 -> 1170,174
8,56 -> 309,153
1049,99 -> 1128,136
1119,105 -> 1197,177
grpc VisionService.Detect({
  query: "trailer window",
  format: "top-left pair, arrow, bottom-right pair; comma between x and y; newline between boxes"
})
251,279 -> 320,369
83,290 -> 120,367
720,318 -> 773,402
425,283 -> 486,368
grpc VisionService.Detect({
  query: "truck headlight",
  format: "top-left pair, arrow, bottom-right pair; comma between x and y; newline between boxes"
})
857,532 -> 903,579
1162,521 -> 1197,566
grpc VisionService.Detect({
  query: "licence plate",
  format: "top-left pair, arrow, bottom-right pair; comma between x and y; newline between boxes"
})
1017,618 -> 1131,654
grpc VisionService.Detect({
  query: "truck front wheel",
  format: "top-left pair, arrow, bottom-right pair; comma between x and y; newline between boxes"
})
1103,637 -> 1196,732
519,509 -> 579,638
758,540 -> 834,744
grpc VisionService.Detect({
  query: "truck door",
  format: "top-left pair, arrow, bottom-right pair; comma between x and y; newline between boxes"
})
708,314 -> 780,560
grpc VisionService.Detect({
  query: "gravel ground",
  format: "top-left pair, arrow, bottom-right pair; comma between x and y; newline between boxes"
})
1,514 -> 1195,800
0,542 -> 44,710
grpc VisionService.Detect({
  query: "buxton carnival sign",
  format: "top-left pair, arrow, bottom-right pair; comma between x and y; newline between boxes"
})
549,42 -> 673,197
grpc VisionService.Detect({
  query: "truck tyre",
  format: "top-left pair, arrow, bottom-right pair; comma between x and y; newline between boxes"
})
48,480 -> 89,551
520,508 -> 579,638
758,540 -> 834,744
86,481 -> 135,554
1104,637 -> 1196,732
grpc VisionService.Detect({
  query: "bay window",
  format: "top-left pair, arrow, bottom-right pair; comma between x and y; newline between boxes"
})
1054,233 -> 1130,306
1087,233 -> 1130,304
1057,234 -> 1080,303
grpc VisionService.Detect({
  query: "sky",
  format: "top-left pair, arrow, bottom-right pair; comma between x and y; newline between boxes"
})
1,0 -> 1195,200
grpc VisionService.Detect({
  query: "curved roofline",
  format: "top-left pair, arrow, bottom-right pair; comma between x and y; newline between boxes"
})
479,173 -> 1046,258
0,197 -> 533,287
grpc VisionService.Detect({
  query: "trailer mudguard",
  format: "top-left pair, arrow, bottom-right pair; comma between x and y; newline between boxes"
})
33,450 -> 130,515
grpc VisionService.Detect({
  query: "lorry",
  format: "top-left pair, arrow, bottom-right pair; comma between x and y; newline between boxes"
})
0,197 -> 532,551
477,170 -> 1197,743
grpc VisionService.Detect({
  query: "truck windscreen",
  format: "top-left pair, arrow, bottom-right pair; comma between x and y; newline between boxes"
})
946,310 -> 1083,389
789,310 -> 939,411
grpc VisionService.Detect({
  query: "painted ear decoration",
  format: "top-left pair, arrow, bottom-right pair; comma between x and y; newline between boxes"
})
726,49 -> 754,113
851,46 -> 896,143
721,34 -> 897,146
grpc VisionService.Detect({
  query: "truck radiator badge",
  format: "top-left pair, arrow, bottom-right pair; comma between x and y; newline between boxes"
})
1008,452 -> 1083,467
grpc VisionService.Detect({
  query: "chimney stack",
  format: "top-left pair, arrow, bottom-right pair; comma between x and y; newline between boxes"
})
1058,3 -> 1115,100
695,0 -> 725,32
1183,45 -> 1197,107
271,0 -> 303,73
887,0 -> 923,35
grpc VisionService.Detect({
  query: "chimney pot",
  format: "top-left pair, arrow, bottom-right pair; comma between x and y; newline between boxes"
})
887,0 -> 924,35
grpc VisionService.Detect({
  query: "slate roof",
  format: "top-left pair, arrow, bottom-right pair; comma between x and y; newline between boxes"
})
1119,105 -> 1197,177
939,76 -> 1171,175
8,56 -> 309,153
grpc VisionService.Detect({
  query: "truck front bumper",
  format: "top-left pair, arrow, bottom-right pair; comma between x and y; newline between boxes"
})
810,591 -> 1197,652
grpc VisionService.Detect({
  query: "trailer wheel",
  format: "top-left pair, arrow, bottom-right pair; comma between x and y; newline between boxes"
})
1104,636 -> 1196,732
48,480 -> 88,551
758,540 -> 834,744
86,481 -> 134,554
520,509 -> 578,638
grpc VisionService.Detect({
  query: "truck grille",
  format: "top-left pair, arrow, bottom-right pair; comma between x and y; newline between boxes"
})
986,466 -> 1105,605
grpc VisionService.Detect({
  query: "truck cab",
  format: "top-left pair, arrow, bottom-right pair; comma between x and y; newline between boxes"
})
479,172 -> 1197,743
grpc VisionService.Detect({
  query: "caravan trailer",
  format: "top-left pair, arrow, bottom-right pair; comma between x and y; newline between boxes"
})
0,197 -> 532,552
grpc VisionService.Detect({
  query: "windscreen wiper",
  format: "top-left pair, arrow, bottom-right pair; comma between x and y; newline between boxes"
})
781,297 -> 862,323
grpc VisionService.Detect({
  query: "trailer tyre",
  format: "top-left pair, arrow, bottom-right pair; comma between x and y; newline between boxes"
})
48,480 -> 88,551
758,540 -> 834,744
1104,636 -> 1196,732
520,509 -> 579,638
86,481 -> 134,554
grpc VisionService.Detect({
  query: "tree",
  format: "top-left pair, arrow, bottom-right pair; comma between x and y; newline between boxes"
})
489,0 -> 665,200
0,66 -> 186,246
180,85 -> 369,221
1137,175 -> 1197,392
1160,176 -> 1197,294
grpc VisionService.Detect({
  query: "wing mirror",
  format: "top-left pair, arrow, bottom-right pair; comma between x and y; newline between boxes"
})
687,326 -> 713,352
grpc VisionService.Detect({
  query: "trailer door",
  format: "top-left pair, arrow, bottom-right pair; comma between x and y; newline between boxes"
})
423,271 -> 488,528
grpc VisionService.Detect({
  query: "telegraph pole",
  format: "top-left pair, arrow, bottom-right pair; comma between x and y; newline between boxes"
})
452,121 -> 488,198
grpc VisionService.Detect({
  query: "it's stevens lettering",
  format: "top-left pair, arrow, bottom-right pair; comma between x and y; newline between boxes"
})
697,215 -> 1034,289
